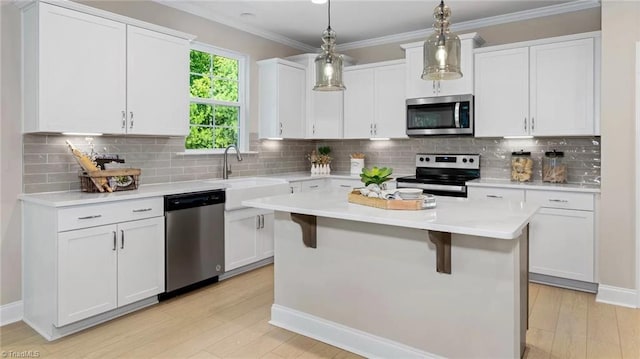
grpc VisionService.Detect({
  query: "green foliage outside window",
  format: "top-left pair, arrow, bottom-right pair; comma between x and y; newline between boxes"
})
187,49 -> 242,150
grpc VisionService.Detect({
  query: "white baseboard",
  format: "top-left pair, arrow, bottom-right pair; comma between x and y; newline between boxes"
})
269,304 -> 444,359
596,285 -> 639,308
0,301 -> 23,326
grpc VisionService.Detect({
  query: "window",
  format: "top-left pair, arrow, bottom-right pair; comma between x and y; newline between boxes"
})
187,43 -> 247,151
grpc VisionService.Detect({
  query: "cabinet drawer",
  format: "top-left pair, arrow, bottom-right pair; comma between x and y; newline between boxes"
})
300,179 -> 327,192
467,187 -> 525,202
330,178 -> 362,190
526,190 -> 594,211
58,197 -> 163,231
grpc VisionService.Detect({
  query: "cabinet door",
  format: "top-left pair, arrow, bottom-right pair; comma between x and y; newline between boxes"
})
278,64 -> 306,138
309,91 -> 344,139
438,39 -> 474,96
225,211 -> 260,271
117,217 -> 165,307
374,64 -> 407,139
530,38 -> 595,136
529,208 -> 595,282
474,48 -> 529,137
343,68 -> 375,139
37,3 -> 125,134
258,212 -> 275,259
126,26 -> 189,136
57,225 -> 118,326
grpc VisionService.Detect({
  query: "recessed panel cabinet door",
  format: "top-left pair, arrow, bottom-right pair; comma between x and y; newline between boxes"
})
529,208 -> 595,282
530,39 -> 595,136
37,3 -> 126,134
343,68 -> 375,139
57,225 -> 118,326
117,217 -> 165,307
374,64 -> 407,139
474,48 -> 529,137
126,25 -> 189,136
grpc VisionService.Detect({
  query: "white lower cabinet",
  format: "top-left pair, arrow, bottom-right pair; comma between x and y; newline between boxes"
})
57,217 -> 164,326
22,198 -> 165,340
225,208 -> 274,271
467,186 -> 596,285
529,208 -> 594,282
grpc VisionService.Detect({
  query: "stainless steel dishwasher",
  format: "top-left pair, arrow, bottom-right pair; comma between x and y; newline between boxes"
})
164,190 -> 225,295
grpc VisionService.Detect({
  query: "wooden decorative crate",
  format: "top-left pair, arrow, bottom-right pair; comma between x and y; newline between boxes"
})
79,168 -> 141,193
347,190 -> 424,210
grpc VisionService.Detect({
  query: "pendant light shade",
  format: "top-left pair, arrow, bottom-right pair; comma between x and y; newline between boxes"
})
313,0 -> 345,91
422,0 -> 462,81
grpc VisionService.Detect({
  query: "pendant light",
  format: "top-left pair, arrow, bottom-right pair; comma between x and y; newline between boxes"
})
422,0 -> 462,81
313,0 -> 345,91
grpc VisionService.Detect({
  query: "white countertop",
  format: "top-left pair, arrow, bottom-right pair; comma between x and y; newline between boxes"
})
466,178 -> 601,193
243,190 -> 539,240
18,173 -> 368,207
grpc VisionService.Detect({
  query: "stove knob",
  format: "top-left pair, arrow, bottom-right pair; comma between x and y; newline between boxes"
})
419,157 -> 424,162
462,158 -> 468,163
469,158 -> 475,163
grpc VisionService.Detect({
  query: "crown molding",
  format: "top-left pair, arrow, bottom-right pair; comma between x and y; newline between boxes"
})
154,0 -> 317,52
336,0 -> 601,51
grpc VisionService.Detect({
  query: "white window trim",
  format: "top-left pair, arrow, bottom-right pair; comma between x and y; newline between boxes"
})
185,41 -> 250,154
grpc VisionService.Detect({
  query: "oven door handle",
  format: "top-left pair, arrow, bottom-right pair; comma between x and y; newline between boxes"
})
454,102 -> 461,128
397,182 -> 466,193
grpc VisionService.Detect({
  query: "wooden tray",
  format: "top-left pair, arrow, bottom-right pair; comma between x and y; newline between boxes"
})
348,191 -> 423,210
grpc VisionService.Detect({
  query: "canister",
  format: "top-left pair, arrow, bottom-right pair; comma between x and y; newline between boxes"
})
543,150 -> 567,183
511,150 -> 533,182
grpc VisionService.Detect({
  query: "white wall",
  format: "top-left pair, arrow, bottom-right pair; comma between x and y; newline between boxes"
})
1,2 -> 24,306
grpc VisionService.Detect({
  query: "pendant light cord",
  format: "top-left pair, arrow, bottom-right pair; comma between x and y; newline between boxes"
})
328,0 -> 332,30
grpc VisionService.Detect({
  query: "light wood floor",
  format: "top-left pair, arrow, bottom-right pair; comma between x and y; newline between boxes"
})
1,265 -> 639,358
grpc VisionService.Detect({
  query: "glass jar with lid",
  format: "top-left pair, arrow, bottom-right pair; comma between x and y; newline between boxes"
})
543,150 -> 567,183
511,150 -> 533,182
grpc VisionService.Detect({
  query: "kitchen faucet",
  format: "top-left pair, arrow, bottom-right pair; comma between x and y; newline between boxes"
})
223,144 -> 243,179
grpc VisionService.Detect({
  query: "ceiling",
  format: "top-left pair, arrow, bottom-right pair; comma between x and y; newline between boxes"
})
156,0 -> 600,51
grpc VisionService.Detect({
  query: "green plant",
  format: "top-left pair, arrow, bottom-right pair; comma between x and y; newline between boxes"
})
318,146 -> 331,156
360,167 -> 393,186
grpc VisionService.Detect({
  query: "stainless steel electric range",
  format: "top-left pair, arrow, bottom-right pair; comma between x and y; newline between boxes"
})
396,154 -> 480,197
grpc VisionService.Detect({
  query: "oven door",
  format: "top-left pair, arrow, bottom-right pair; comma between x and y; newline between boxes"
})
406,95 -> 473,136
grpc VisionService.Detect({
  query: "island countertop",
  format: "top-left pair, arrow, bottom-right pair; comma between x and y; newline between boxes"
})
243,190 -> 539,240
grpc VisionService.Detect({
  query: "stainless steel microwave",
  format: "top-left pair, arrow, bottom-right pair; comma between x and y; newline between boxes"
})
406,95 -> 473,136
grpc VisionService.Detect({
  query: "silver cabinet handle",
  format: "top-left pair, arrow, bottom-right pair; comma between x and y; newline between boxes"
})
120,229 -> 125,249
548,199 -> 569,203
113,231 -> 117,251
129,112 -> 134,129
486,195 -> 503,199
531,117 -> 535,132
121,111 -> 126,129
78,215 -> 102,220
279,122 -> 283,135
132,208 -> 152,213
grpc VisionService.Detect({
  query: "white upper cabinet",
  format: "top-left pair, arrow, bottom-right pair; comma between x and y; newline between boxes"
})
475,33 -> 599,137
22,2 -> 192,136
257,59 -> 306,139
286,54 -> 353,139
126,26 -> 189,136
401,33 -> 483,99
344,61 -> 407,139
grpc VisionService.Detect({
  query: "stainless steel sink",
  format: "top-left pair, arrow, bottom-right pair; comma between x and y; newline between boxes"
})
207,177 -> 290,210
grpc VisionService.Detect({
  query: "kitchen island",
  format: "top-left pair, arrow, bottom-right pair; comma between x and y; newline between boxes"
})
243,190 -> 539,358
